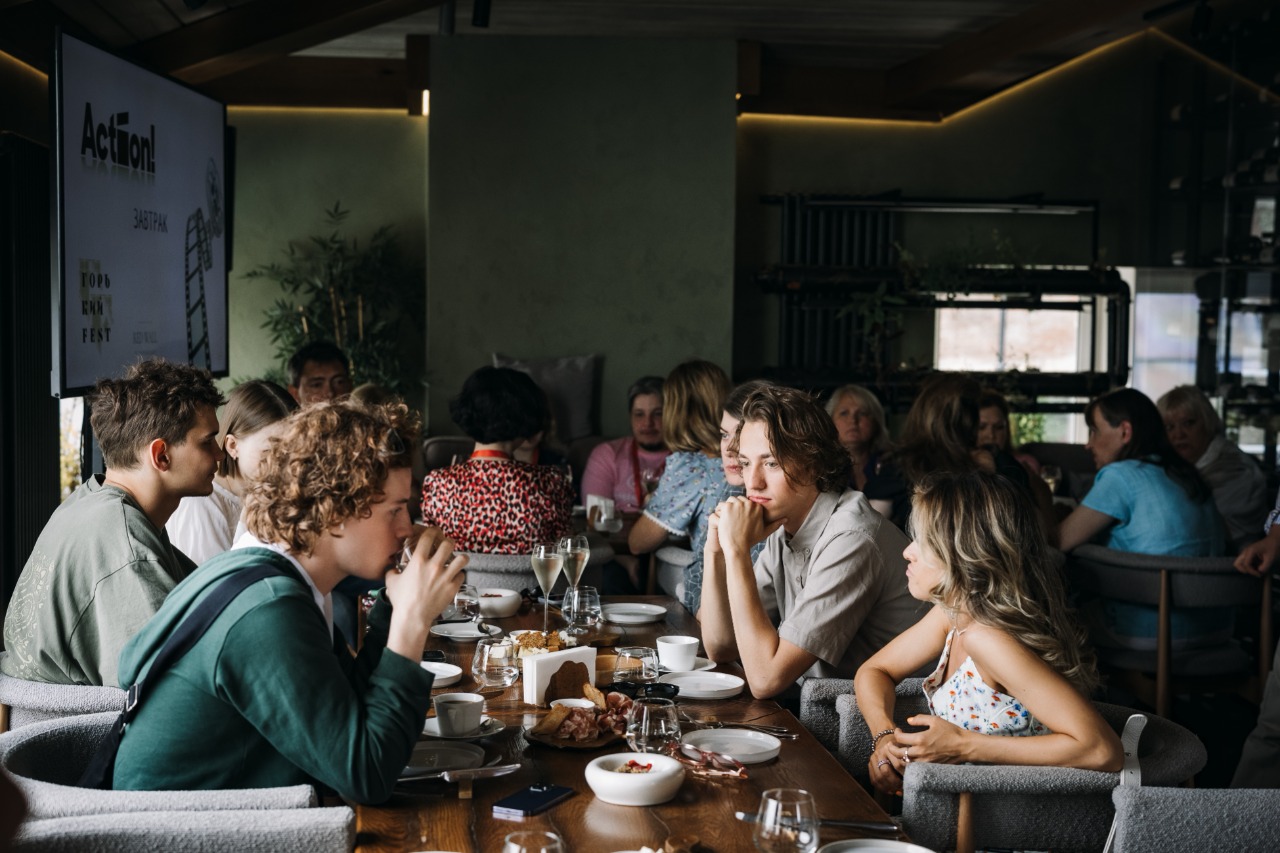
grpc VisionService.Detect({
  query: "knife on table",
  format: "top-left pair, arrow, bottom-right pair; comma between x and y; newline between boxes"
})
733,811 -> 899,833
399,763 -> 521,783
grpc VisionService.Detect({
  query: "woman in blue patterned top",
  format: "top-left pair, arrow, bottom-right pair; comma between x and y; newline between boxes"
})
628,360 -> 731,612
856,471 -> 1120,797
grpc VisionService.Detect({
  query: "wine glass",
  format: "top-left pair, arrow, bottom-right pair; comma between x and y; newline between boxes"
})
1041,464 -> 1062,497
557,534 -> 591,635
640,466 -> 662,501
502,831 -> 564,853
530,542 -> 564,634
471,638 -> 519,688
753,788 -> 819,853
625,697 -> 682,754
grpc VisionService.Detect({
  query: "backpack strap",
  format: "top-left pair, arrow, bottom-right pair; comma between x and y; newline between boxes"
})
78,561 -> 293,789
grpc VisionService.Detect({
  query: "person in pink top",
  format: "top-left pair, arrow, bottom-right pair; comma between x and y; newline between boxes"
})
581,376 -> 670,512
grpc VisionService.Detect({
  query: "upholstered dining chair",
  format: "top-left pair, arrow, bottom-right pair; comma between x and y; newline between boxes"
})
0,712 -> 318,820
11,807 -> 355,852
1066,543 -> 1272,719
1106,785 -> 1280,853
653,545 -> 694,603
0,653 -> 125,733
829,678 -> 1206,853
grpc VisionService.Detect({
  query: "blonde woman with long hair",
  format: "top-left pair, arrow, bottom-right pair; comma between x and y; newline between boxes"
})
855,470 -> 1121,796
628,359 -> 731,611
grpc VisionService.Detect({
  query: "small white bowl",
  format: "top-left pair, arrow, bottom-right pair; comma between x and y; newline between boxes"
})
550,697 -> 596,710
584,752 -> 685,806
477,587 -> 520,618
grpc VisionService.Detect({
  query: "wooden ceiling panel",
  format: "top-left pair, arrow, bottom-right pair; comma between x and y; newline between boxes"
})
97,0 -> 180,41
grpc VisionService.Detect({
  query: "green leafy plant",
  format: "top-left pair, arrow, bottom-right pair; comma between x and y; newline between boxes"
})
248,202 -> 423,394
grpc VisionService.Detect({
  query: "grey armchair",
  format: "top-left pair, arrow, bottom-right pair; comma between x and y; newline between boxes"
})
1066,543 -> 1272,718
12,807 -> 355,852
654,545 -> 693,603
0,653 -> 125,732
832,683 -> 1206,853
0,712 -> 316,819
1108,786 -> 1280,853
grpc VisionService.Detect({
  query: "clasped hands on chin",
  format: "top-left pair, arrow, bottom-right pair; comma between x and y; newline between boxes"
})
708,496 -> 785,553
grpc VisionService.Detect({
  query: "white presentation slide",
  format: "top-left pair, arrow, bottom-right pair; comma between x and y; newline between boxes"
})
55,31 -> 227,395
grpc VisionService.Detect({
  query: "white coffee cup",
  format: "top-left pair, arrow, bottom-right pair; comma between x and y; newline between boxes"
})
433,692 -> 484,736
656,635 -> 699,672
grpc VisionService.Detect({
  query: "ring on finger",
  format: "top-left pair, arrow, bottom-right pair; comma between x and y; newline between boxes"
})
875,758 -> 890,769
903,748 -> 911,764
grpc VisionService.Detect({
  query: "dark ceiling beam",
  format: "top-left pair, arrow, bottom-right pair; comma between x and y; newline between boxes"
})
199,56 -> 408,109
130,0 -> 444,84
884,0 -> 1157,106
738,63 -> 942,123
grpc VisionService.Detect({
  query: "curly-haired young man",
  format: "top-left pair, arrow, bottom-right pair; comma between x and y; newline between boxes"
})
699,386 -> 927,700
2,359 -> 225,687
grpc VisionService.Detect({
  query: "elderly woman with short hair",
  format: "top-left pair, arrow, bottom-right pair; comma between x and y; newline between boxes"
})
1157,385 -> 1268,551
825,384 -> 890,491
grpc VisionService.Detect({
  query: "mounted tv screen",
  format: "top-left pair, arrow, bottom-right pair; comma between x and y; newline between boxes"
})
52,30 -> 228,396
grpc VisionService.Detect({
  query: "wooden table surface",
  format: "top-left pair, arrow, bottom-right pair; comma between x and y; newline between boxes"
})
354,596 -> 898,852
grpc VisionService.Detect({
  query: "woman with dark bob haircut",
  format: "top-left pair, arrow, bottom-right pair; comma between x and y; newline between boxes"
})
421,366 -> 574,554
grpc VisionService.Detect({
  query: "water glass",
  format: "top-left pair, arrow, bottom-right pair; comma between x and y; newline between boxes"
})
502,830 -> 564,853
613,646 -> 660,683
454,583 -> 480,623
753,788 -> 819,853
625,697 -> 682,754
563,586 -> 601,630
471,638 -> 519,688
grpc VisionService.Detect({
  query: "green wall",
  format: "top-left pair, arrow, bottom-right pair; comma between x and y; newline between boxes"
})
734,34 -> 1162,377
427,37 -> 738,438
227,108 -> 427,396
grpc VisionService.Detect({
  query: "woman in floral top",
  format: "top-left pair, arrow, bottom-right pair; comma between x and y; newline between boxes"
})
422,367 -> 573,554
854,470 -> 1122,797
628,359 -> 732,612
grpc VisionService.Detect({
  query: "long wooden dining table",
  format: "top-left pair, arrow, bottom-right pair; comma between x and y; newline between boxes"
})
353,595 -> 902,852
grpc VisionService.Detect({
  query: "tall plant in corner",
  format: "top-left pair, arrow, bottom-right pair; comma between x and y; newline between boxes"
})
249,202 -> 423,395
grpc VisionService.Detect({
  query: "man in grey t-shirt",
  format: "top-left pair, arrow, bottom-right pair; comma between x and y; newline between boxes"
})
1,359 -> 225,686
700,386 -> 927,700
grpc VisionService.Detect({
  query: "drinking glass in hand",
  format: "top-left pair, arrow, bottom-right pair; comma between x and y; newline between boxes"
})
471,638 -> 519,688
753,788 -> 819,853
1040,464 -> 1062,497
530,542 -> 564,634
625,697 -> 681,754
613,646 -> 660,683
502,830 -> 564,853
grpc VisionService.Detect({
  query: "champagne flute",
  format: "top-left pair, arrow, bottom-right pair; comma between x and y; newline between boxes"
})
557,534 -> 590,635
1040,464 -> 1062,497
502,831 -> 564,853
530,542 -> 564,634
753,788 -> 819,853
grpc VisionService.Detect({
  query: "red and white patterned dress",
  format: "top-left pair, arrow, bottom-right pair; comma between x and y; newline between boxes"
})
421,460 -> 574,555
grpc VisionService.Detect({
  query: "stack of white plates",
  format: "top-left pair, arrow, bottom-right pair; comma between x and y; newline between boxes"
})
657,671 -> 744,699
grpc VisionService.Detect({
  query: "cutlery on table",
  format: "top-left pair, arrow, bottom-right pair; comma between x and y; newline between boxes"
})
733,810 -> 899,834
400,762 -> 521,784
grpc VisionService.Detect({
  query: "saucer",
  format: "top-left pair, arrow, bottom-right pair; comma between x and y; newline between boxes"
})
422,716 -> 506,740
430,622 -> 503,642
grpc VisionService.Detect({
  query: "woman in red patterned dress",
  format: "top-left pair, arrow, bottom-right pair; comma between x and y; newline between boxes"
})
421,366 -> 574,554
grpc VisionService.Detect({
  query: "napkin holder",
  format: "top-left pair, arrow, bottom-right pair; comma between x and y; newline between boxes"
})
523,646 -> 597,706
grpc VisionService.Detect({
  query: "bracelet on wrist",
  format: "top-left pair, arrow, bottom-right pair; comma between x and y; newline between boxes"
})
871,728 -> 894,749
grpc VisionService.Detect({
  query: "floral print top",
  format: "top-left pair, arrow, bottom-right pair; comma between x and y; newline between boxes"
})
921,628 -> 1049,737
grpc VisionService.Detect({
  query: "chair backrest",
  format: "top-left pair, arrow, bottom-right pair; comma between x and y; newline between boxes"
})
900,704 -> 1206,853
1068,544 -> 1259,609
421,435 -> 474,472
653,546 -> 694,602
13,806 -> 354,853
458,552 -> 538,592
0,713 -> 316,819
0,654 -> 125,732
829,677 -> 929,778
1109,786 -> 1280,853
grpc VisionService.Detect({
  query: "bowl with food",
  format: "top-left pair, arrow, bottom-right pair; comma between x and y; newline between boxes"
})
477,587 -> 521,618
584,752 -> 685,806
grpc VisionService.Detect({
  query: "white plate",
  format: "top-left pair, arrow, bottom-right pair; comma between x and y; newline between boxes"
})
658,657 -> 716,674
681,728 -> 781,764
817,841 -> 926,853
429,622 -> 503,642
420,661 -> 462,687
657,671 -> 744,699
399,741 -> 484,779
601,603 -> 667,625
422,716 -> 506,740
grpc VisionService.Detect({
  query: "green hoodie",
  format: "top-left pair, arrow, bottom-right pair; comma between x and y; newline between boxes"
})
113,547 -> 433,803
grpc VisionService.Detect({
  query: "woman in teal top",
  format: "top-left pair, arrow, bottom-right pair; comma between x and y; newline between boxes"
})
113,401 -> 467,803
1059,387 -> 1227,649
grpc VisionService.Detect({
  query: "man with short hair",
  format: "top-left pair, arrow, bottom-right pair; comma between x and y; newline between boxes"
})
1,359 -> 225,686
287,340 -> 353,405
581,376 -> 669,513
700,386 -> 927,700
